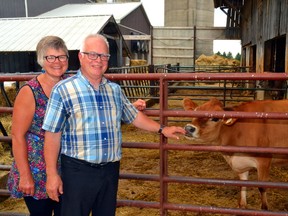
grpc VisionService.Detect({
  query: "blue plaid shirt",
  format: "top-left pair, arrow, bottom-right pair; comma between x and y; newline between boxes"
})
42,70 -> 138,163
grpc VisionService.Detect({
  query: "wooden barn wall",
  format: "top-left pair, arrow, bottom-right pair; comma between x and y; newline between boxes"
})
287,35 -> 288,74
241,0 -> 287,46
241,0 -> 288,73
279,0 -> 288,36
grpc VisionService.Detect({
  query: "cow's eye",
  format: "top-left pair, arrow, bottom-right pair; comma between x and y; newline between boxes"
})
210,117 -> 219,122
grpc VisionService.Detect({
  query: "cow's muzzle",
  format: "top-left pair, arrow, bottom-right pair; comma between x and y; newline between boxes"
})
184,125 -> 196,137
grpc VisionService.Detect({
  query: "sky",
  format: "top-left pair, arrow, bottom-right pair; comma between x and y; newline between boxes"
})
140,0 -> 241,57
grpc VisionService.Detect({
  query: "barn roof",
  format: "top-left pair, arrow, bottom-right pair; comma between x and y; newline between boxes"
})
0,15 -> 121,52
39,2 -> 143,23
213,0 -> 244,9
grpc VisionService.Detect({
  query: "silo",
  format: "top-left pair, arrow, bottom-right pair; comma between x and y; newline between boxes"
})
164,0 -> 214,57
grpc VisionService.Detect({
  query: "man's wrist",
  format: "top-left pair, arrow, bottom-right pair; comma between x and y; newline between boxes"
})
158,125 -> 166,134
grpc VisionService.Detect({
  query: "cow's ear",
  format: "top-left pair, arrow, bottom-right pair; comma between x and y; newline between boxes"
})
182,98 -> 198,110
210,97 -> 223,108
223,118 -> 238,125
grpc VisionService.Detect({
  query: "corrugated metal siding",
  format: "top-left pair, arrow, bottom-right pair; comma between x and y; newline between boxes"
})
37,2 -> 151,62
27,0 -> 87,16
119,6 -> 151,52
39,2 -> 143,23
0,0 -> 88,18
0,0 -> 26,18
120,6 -> 150,35
0,15 -> 114,52
0,15 -> 131,72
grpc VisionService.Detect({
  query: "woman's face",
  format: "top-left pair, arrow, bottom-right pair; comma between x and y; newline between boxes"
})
43,48 -> 68,77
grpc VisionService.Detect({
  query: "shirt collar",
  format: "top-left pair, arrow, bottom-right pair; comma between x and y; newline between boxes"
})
77,69 -> 108,87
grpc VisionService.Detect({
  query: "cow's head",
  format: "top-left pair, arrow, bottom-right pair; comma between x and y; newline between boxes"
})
182,97 -> 237,143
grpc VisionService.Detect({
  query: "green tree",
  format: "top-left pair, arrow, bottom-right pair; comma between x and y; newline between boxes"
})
235,53 -> 241,61
227,52 -> 233,59
215,51 -> 222,56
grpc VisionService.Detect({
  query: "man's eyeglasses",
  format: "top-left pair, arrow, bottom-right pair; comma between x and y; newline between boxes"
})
44,55 -> 69,63
81,52 -> 110,61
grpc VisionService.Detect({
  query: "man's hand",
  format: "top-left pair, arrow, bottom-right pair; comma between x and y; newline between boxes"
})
46,174 -> 63,202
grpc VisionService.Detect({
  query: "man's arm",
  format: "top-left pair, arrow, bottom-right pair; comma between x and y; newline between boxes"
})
132,112 -> 186,140
44,131 -> 63,202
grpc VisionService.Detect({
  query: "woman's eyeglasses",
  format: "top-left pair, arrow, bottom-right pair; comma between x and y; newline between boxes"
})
44,55 -> 69,63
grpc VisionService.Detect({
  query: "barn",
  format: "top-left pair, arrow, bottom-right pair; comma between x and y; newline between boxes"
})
0,1 -> 152,73
214,0 -> 287,74
38,2 -> 152,63
214,0 -> 288,99
0,15 -> 130,73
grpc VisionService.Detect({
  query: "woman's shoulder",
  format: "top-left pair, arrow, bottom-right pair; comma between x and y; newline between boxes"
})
27,76 -> 38,85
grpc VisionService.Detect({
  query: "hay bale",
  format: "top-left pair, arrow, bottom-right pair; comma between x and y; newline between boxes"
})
130,60 -> 147,66
0,86 -> 17,107
196,54 -> 240,66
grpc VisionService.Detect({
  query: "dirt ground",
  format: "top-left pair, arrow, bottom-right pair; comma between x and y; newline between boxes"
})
1,78 -> 288,215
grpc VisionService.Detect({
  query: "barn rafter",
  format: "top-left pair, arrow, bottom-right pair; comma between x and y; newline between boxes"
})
214,0 -> 244,39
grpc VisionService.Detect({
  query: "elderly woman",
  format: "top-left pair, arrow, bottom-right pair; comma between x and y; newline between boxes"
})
7,35 -> 69,216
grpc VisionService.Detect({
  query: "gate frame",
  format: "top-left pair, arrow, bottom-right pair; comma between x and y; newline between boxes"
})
1,72 -> 288,216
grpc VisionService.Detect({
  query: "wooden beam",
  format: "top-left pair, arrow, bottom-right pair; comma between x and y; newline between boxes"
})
123,35 -> 151,41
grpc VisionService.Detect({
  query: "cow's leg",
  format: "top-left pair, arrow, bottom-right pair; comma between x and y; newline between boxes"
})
238,171 -> 249,208
257,161 -> 271,210
258,187 -> 268,210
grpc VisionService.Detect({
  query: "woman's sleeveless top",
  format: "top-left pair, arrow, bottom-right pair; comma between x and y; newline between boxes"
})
7,76 -> 54,199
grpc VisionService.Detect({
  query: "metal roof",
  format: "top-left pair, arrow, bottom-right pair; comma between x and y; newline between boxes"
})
39,2 -> 143,23
0,15 -> 116,52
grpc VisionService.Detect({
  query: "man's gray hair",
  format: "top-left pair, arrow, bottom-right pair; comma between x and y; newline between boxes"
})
80,34 -> 110,52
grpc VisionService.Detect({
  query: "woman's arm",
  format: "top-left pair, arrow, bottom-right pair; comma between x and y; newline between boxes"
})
11,86 -> 35,195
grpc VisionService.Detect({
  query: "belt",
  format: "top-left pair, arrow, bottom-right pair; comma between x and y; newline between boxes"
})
61,154 -> 110,168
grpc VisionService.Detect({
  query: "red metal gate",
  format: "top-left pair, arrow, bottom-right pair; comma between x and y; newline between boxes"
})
1,72 -> 288,216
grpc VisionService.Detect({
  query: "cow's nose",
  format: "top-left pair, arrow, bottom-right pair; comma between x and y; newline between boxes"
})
185,125 -> 195,134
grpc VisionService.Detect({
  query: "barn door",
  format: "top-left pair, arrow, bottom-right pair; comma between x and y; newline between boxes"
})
264,36 -> 286,99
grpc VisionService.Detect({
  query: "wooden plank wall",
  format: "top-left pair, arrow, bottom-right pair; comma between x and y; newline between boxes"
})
241,0 -> 288,73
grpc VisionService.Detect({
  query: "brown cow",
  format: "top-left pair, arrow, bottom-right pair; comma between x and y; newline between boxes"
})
182,97 -> 288,210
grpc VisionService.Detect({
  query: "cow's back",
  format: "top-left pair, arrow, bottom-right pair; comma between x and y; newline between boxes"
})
220,99 -> 288,148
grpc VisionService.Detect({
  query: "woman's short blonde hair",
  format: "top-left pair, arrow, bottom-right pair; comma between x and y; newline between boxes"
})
36,36 -> 69,67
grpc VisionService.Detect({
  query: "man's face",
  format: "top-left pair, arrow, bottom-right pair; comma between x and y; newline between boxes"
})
79,37 -> 109,80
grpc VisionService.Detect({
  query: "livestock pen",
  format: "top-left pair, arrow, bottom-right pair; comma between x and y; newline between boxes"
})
1,71 -> 288,216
